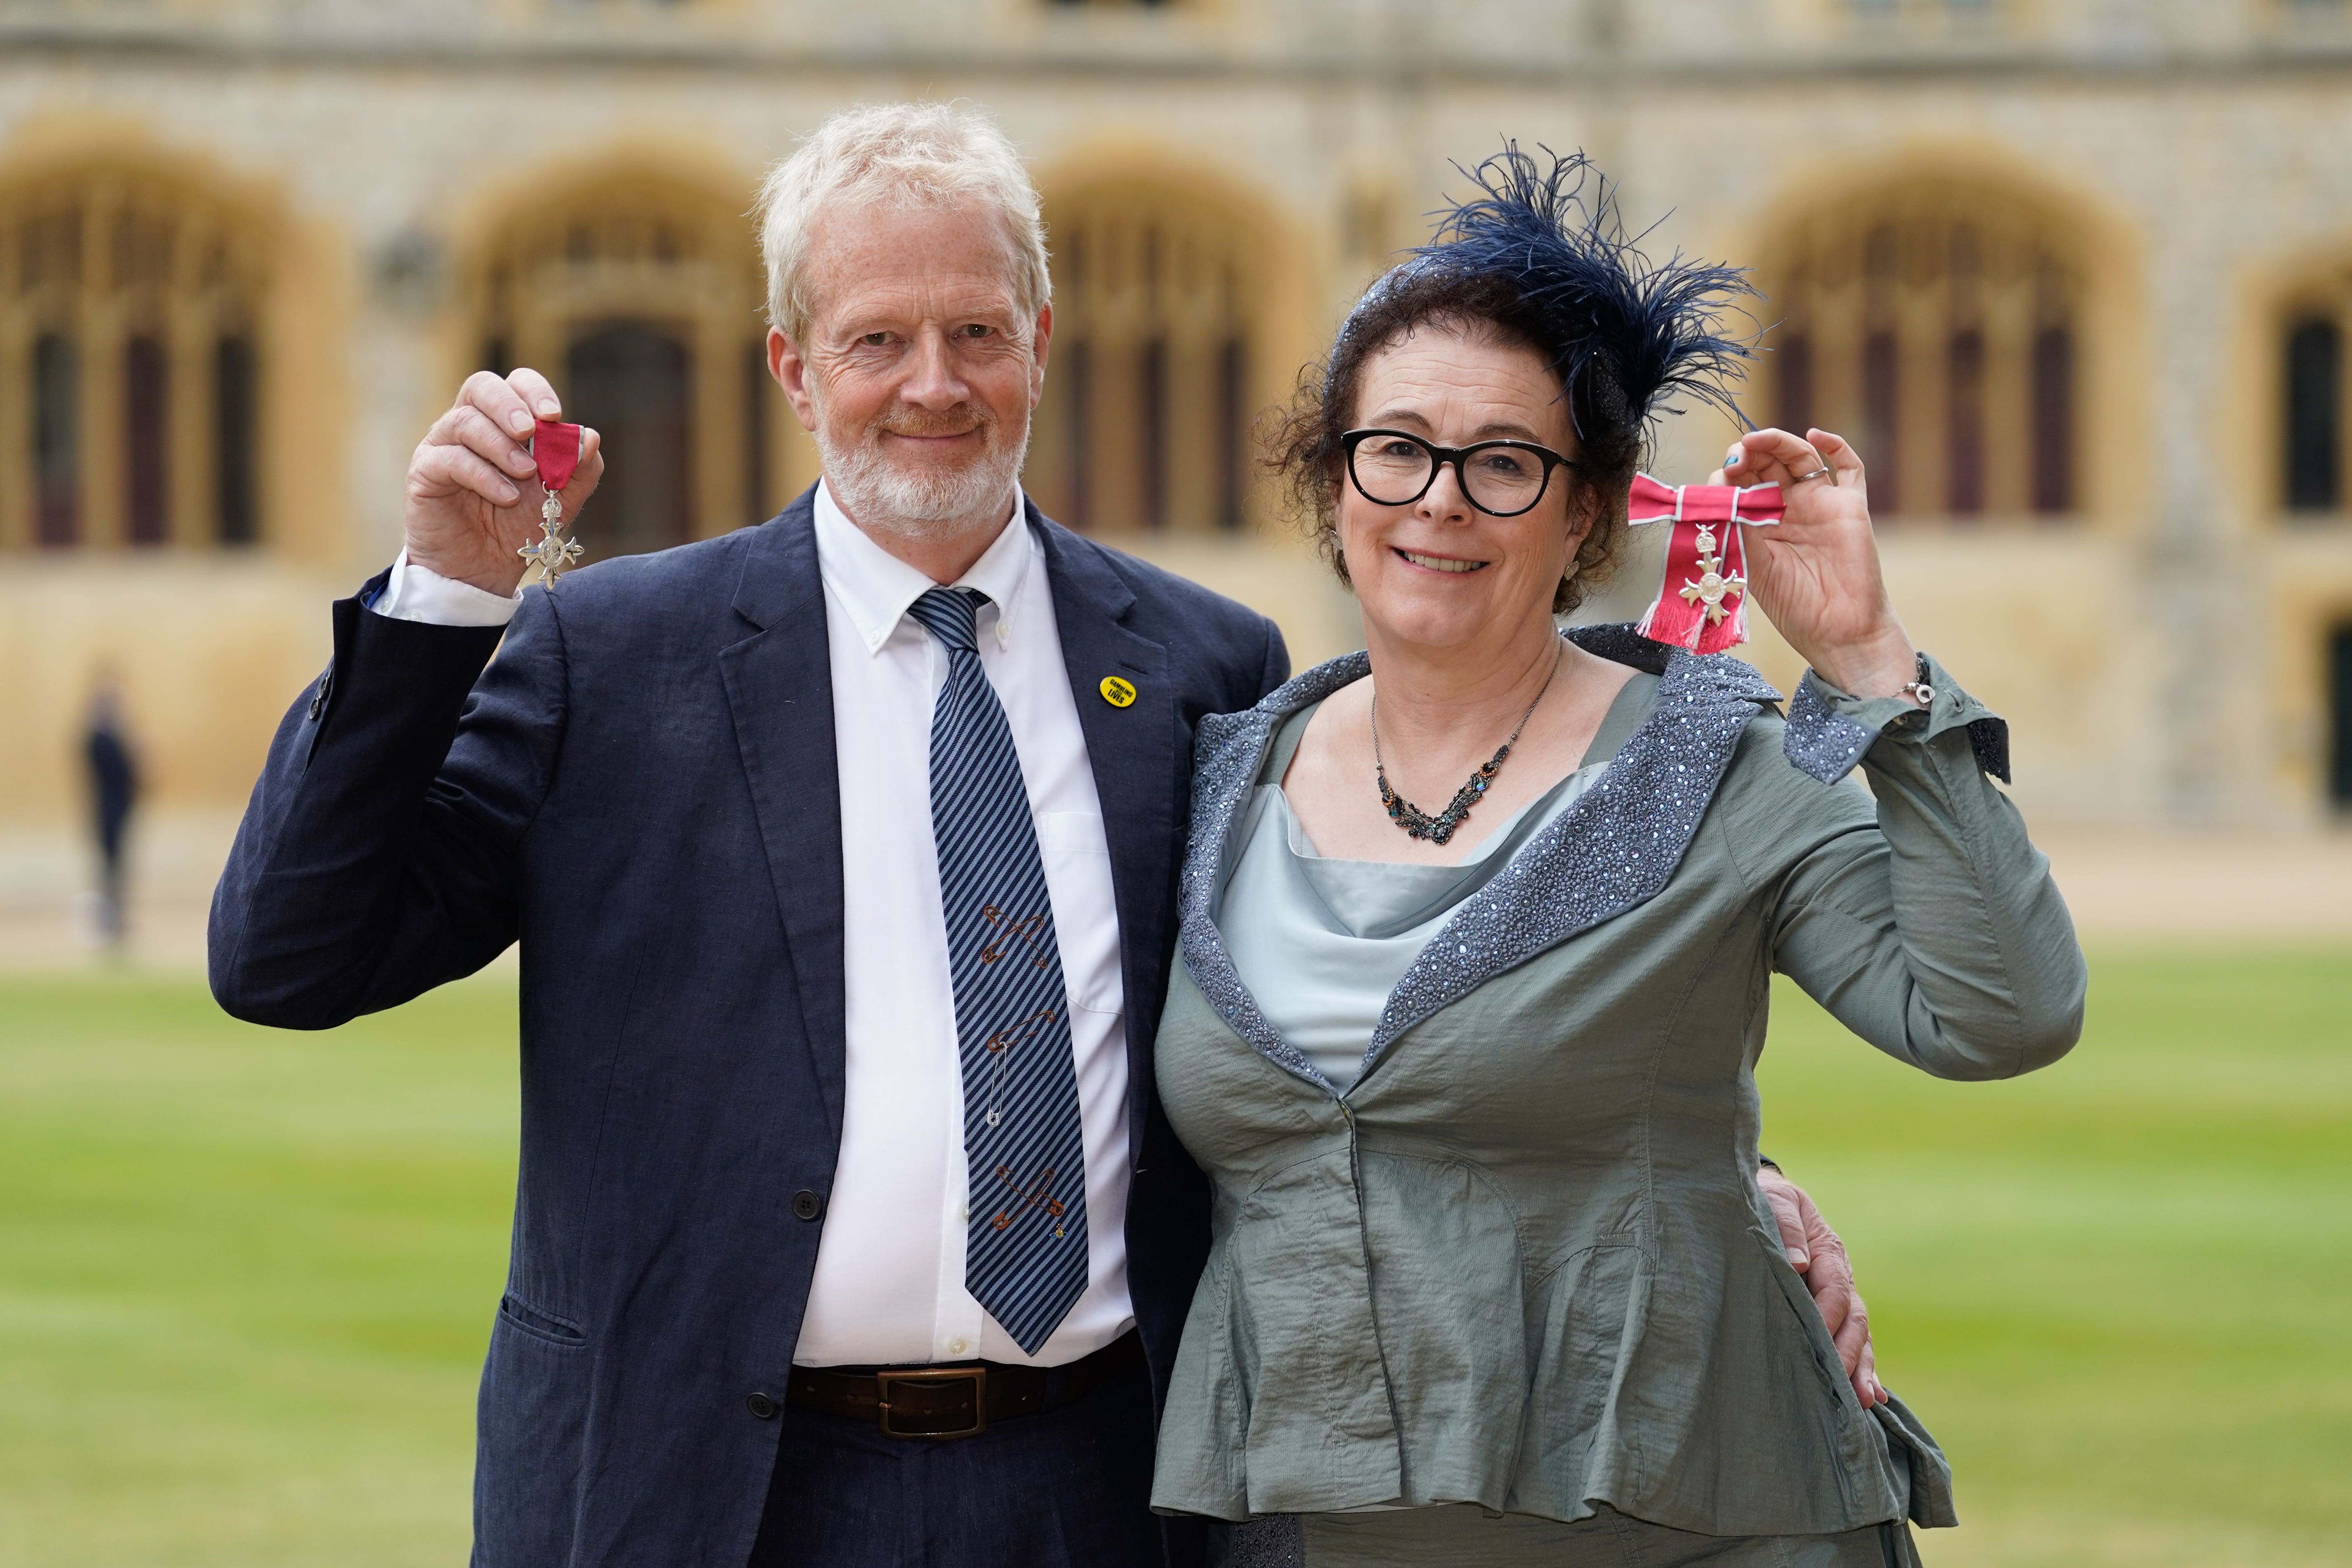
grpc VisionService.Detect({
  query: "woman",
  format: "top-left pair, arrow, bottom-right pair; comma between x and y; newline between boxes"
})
1150,149 -> 2086,1567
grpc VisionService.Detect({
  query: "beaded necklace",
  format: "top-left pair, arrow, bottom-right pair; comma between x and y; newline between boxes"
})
1371,646 -> 1562,846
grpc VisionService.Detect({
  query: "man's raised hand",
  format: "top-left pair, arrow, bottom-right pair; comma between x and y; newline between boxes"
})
404,369 -> 604,596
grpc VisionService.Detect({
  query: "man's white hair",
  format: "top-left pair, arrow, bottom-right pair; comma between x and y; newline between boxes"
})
755,101 -> 1050,345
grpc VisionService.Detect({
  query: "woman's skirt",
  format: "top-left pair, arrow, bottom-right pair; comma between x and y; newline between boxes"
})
1208,1504 -> 1923,1568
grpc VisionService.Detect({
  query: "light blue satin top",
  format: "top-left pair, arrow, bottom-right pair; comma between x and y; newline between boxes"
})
1218,728 -> 1607,1090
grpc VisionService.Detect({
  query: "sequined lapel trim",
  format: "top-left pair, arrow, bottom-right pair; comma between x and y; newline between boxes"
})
1177,628 -> 1779,1092
1179,652 -> 1371,1089
1363,646 -> 1776,1077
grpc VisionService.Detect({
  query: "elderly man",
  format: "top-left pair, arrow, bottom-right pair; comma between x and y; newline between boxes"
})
211,104 -> 1876,1568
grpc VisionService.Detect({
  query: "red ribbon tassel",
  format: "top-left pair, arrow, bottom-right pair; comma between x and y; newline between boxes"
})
533,420 -> 582,496
1625,473 -> 1784,654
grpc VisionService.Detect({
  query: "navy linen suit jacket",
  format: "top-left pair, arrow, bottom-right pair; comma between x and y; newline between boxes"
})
208,490 -> 1289,1568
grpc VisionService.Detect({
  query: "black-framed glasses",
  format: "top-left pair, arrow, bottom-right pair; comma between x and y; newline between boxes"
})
1340,428 -> 1580,518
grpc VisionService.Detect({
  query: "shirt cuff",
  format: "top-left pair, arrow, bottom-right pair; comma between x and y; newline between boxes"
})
370,549 -> 523,628
1782,653 -> 2011,786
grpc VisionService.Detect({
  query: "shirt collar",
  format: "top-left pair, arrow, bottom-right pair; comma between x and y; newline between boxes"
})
812,478 -> 1034,656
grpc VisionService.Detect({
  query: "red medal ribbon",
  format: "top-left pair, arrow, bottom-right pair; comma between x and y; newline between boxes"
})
533,420 -> 582,495
1625,473 -> 1784,654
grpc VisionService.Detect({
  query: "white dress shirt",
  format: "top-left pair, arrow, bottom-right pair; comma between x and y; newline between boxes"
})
371,483 -> 1135,1368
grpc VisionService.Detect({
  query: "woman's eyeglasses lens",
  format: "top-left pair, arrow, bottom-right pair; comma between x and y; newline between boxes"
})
1349,434 -> 1551,514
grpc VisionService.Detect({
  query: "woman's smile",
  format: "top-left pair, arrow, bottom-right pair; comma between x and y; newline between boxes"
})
1393,547 -> 1489,575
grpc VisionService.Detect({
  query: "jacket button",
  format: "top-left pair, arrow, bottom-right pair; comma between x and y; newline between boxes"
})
746,1392 -> 779,1419
791,1189 -> 823,1221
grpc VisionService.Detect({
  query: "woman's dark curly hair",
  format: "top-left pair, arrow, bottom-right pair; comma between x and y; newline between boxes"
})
1267,146 -> 1755,615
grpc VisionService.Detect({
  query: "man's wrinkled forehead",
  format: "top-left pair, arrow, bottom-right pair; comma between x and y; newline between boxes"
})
800,198 -> 1032,334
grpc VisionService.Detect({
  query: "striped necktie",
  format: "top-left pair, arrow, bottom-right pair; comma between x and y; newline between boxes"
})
905,587 -> 1089,1355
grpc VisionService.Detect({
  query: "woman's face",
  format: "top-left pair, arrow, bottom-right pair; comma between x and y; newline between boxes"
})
1334,324 -> 1588,656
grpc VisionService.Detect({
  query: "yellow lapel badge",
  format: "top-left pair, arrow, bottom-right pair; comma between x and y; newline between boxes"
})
1099,676 -> 1138,708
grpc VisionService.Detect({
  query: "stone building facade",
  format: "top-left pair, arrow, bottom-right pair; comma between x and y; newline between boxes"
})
5,0 -> 2352,907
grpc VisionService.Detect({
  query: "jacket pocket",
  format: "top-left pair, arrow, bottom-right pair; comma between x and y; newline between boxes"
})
496,1292 -> 587,1350
474,1300 -> 592,1565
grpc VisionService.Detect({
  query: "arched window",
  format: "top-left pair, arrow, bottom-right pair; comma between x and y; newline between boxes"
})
1028,181 -> 1260,533
2284,314 -> 2343,512
472,173 -> 771,557
1759,183 -> 2085,522
0,167 -> 266,550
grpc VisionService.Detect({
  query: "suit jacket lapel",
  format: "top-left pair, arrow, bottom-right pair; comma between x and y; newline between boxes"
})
719,490 -> 847,1144
1033,506 -> 1175,1159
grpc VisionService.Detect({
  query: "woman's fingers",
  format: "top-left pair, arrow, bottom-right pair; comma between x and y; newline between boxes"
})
1807,429 -> 1869,503
1723,426 -> 1827,489
1808,428 -> 1865,480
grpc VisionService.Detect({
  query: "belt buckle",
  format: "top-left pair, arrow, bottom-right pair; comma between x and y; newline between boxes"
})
875,1366 -> 987,1440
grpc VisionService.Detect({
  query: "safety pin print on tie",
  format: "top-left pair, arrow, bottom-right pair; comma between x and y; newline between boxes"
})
907,585 -> 1089,1354
978,905 -> 1053,969
993,1165 -> 1068,1240
979,1008 -> 1058,1128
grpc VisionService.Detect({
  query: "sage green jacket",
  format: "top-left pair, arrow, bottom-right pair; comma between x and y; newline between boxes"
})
1149,626 -> 2085,1535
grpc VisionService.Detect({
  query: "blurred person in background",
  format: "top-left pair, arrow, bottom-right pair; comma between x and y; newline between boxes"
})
210,106 -> 1879,1568
83,668 -> 139,951
1153,150 -> 2085,1568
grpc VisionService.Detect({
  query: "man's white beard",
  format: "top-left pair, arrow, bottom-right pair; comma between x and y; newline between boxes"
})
813,389 -> 1030,544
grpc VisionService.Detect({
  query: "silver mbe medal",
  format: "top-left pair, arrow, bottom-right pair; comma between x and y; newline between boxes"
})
520,419 -> 585,587
1623,472 -> 1786,654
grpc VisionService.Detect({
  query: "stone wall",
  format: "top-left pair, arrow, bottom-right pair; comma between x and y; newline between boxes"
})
4,0 -> 2351,916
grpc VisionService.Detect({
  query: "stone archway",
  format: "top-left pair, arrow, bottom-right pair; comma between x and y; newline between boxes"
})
0,159 -> 270,552
468,167 -> 771,553
1029,176 -> 1267,535
1753,175 -> 2095,523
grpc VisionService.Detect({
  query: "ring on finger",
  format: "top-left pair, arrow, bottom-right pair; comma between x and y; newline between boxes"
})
1794,466 -> 1835,486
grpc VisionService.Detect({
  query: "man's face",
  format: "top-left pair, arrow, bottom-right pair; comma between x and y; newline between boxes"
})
771,199 -> 1050,539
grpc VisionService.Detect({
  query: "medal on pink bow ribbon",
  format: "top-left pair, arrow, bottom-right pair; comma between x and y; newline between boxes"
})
1626,473 -> 1784,654
518,419 -> 585,587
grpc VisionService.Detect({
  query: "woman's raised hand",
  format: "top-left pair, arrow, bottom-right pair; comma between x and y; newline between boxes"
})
1709,427 -> 1916,700
403,368 -> 605,597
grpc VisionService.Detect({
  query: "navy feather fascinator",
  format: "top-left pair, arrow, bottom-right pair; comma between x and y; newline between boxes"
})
1362,144 -> 1756,439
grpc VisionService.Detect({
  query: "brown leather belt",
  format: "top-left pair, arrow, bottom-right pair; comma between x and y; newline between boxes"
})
786,1329 -> 1144,1440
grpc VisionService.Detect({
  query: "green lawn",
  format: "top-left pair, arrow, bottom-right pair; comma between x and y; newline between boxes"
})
1756,949 -> 2352,1568
1,954 -> 2346,1566
0,978 -> 515,1567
